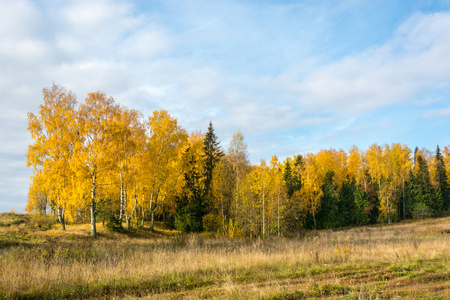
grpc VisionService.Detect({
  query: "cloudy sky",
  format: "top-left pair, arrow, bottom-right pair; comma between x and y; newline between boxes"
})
2,0 -> 450,212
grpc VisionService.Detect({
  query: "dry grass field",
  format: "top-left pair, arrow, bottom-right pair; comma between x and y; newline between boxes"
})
0,213 -> 450,299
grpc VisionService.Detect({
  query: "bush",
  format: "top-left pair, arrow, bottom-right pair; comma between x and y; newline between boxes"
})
412,202 -> 433,220
202,213 -> 221,233
30,214 -> 57,230
105,215 -> 124,233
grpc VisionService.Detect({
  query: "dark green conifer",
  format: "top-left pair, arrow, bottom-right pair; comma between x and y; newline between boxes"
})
175,145 -> 205,233
434,145 -> 449,211
203,122 -> 223,197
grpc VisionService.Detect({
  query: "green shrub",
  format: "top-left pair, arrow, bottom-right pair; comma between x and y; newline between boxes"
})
412,202 -> 433,219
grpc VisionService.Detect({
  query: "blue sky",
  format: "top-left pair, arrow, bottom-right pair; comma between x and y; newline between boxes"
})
1,0 -> 450,212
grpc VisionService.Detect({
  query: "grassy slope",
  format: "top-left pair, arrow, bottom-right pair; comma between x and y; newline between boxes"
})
0,213 -> 449,299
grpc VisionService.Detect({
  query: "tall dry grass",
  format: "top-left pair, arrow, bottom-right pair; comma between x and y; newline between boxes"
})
1,217 -> 450,298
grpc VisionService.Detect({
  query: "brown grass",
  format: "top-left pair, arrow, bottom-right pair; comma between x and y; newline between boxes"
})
1,214 -> 450,299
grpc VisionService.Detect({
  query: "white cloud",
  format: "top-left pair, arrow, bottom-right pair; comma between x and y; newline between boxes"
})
290,12 -> 450,115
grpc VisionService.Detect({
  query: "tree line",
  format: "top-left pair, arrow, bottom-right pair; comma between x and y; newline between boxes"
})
26,84 -> 450,237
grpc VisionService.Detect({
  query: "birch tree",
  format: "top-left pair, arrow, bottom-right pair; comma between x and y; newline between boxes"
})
228,131 -> 249,224
145,109 -> 187,231
301,153 -> 323,229
71,92 -> 120,238
26,84 -> 78,229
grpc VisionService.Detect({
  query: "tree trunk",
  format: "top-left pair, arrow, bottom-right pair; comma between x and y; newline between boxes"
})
141,194 -> 145,227
149,193 -> 166,232
150,210 -> 155,232
90,200 -> 97,238
277,190 -> 280,238
235,179 -> 239,222
387,187 -> 391,224
126,192 -> 138,230
388,201 -> 391,224
126,216 -> 130,230
90,170 -> 97,238
313,210 -> 316,229
119,172 -> 124,225
402,176 -> 406,219
311,196 -> 317,229
262,185 -> 265,237
141,205 -> 145,227
163,204 -> 166,225
57,204 -> 66,230
221,195 -> 225,234
149,193 -> 154,231
124,188 -> 128,228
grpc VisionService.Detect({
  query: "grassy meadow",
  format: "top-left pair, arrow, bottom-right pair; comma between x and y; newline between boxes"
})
0,213 -> 450,299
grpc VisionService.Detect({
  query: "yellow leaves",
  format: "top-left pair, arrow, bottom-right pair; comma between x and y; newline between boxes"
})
389,143 -> 412,181
75,92 -> 121,176
378,181 -> 397,223
301,153 -> 323,214
303,148 -> 348,195
365,143 -> 384,187
26,170 -> 49,214
26,84 -> 79,216
443,146 -> 450,186
228,131 -> 249,177
347,145 -> 365,186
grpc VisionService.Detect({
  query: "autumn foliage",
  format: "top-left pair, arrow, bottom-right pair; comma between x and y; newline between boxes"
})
27,84 -> 450,237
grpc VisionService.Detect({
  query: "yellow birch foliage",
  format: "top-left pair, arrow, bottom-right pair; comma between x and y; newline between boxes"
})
301,153 -> 323,218
388,143 -> 412,185
443,146 -> 450,185
71,92 -> 121,236
269,155 -> 286,235
315,149 -> 347,189
71,92 -> 119,200
379,180 -> 397,223
347,145 -> 366,188
109,106 -> 145,221
251,160 -> 270,236
26,84 -> 78,219
26,170 -> 49,214
365,143 -> 385,188
144,109 -> 188,217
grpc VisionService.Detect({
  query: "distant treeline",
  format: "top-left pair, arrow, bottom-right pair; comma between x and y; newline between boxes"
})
27,84 -> 450,237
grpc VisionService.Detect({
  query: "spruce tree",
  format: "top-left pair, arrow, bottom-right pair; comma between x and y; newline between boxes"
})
316,171 -> 342,228
283,159 -> 294,198
410,154 -> 435,218
203,122 -> 223,202
434,145 -> 449,211
175,145 -> 205,233
353,186 -> 371,225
